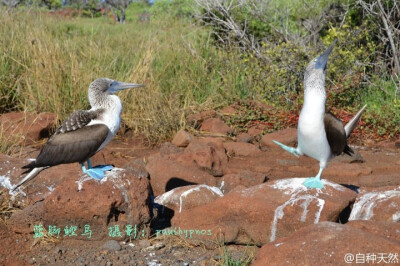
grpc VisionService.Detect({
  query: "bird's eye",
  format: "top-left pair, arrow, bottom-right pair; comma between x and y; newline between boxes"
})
109,81 -> 118,87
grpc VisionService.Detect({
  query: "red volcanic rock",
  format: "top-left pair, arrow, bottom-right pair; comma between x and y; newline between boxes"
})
260,128 -> 297,149
0,223 -> 30,264
347,220 -> 400,242
236,132 -> 252,143
358,175 -> 400,187
171,130 -> 193,148
172,178 -> 356,247
0,154 -> 78,205
147,137 -> 228,195
219,171 -> 267,194
7,168 -> 152,241
252,222 -> 400,266
199,118 -> 233,135
247,124 -> 266,137
220,105 -> 236,115
146,154 -> 217,196
187,110 -> 216,127
349,186 -> 400,222
154,184 -> 223,213
184,138 -> 228,177
223,141 -> 261,157
159,142 -> 183,156
0,112 -> 57,145
323,161 -> 372,180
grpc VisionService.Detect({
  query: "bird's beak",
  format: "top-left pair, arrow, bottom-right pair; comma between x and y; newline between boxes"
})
108,81 -> 145,94
315,39 -> 337,71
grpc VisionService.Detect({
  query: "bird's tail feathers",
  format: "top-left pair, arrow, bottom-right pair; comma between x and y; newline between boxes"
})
12,167 -> 46,191
344,104 -> 367,138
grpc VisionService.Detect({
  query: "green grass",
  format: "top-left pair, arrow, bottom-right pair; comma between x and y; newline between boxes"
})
217,244 -> 255,266
0,8 -> 260,144
360,78 -> 400,139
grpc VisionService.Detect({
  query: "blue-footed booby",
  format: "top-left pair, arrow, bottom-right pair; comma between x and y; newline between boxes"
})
12,78 -> 144,191
273,40 -> 367,189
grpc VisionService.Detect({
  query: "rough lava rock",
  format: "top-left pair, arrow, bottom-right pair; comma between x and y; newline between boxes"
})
219,105 -> 236,115
172,178 -> 356,247
218,172 -> 267,194
358,175 -> 400,187
171,130 -> 193,148
347,220 -> 400,243
260,128 -> 297,149
184,138 -> 228,177
154,184 -> 223,213
7,168 -> 152,240
252,222 -> 400,266
349,185 -> 400,222
199,118 -> 233,135
223,141 -> 261,157
187,110 -> 216,127
146,153 -> 217,196
0,154 -> 78,205
0,112 -> 57,145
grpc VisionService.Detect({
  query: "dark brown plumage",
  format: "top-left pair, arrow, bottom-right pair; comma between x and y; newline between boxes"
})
23,124 -> 109,169
324,111 -> 353,156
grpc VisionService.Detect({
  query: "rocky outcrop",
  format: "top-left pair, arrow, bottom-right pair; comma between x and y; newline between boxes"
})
253,221 -> 400,265
154,184 -> 223,213
7,168 -> 152,241
349,186 -> 400,222
171,178 -> 356,247
199,118 -> 233,135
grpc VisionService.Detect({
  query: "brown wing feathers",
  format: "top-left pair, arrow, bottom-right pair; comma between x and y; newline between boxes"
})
23,109 -> 109,169
324,111 -> 353,156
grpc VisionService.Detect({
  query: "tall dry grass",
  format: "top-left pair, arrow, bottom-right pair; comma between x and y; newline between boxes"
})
0,9 -> 258,143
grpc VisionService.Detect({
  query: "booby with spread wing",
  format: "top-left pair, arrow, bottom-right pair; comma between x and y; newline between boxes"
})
12,78 -> 144,191
273,40 -> 367,189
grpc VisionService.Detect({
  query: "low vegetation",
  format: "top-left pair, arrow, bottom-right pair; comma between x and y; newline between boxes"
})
0,0 -> 399,145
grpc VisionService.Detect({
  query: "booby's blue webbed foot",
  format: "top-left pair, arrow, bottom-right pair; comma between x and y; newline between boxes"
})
272,140 -> 300,157
81,161 -> 113,180
303,177 -> 324,189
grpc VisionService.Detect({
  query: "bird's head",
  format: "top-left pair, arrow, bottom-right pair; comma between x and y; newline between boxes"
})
88,78 -> 145,108
89,78 -> 145,95
304,39 -> 337,89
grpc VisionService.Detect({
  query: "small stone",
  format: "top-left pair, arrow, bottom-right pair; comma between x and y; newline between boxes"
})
153,241 -> 165,250
172,130 -> 193,147
223,141 -> 261,157
187,110 -> 217,126
102,240 -> 121,251
220,106 -> 236,115
200,118 -> 233,135
236,133 -> 252,143
138,239 -> 151,249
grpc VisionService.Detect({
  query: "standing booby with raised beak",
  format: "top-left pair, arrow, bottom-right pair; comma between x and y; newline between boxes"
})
12,78 -> 144,191
273,39 -> 367,189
